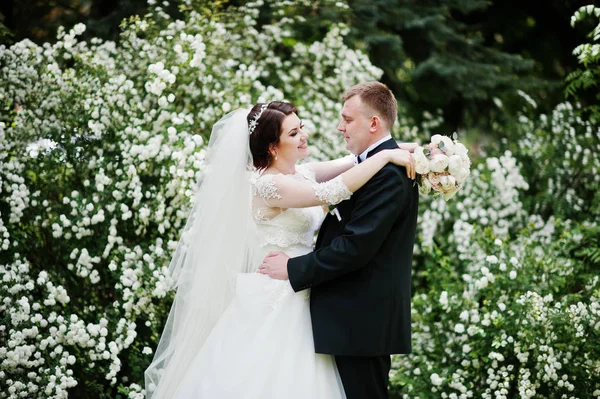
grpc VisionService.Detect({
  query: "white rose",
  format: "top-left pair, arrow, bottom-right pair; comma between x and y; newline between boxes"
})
439,136 -> 455,155
461,156 -> 471,170
419,178 -> 432,195
415,156 -> 430,175
454,167 -> 470,184
454,142 -> 468,157
440,175 -> 456,191
413,148 -> 426,161
443,186 -> 459,200
431,134 -> 443,145
429,154 -> 449,173
448,155 -> 463,175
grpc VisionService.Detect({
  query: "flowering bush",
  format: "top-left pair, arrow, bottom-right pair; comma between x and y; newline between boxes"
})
510,101 -> 600,222
0,0 -> 384,397
394,9 -> 600,392
393,217 -> 600,398
1,0 -> 599,398
566,5 -> 600,125
391,64 -> 600,399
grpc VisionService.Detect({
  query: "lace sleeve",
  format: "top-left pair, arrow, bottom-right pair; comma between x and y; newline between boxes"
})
313,176 -> 352,206
250,173 -> 351,209
252,174 -> 282,201
297,164 -> 351,205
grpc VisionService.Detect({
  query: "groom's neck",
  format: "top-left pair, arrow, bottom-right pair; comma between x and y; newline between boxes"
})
364,131 -> 391,148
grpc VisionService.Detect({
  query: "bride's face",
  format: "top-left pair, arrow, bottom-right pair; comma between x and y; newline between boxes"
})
274,113 -> 309,162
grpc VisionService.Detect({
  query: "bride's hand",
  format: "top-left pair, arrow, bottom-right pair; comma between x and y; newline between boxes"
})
386,149 -> 416,180
398,142 -> 419,153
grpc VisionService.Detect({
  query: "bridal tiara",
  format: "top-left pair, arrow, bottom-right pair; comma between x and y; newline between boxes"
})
248,102 -> 269,135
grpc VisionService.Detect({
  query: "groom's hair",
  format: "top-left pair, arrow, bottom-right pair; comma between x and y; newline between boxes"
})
248,101 -> 298,169
343,82 -> 397,129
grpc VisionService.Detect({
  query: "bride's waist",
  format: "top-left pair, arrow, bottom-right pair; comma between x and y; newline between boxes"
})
242,244 -> 312,274
259,244 -> 313,258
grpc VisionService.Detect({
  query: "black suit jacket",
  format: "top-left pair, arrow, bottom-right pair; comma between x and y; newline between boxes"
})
287,138 -> 419,356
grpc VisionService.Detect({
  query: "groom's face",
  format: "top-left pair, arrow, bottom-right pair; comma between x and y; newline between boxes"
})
338,95 -> 373,155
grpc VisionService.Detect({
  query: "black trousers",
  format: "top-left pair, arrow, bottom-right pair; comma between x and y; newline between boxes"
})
335,355 -> 391,399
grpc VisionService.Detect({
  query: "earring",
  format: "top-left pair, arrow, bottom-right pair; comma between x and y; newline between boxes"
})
274,151 -> 278,161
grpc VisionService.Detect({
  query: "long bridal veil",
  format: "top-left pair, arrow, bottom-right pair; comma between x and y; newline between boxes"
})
145,109 -> 260,398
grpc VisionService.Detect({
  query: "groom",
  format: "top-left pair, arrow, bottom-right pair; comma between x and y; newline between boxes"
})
259,81 -> 419,398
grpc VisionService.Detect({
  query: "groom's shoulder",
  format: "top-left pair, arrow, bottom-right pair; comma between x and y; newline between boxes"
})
362,163 -> 404,191
382,161 -> 408,180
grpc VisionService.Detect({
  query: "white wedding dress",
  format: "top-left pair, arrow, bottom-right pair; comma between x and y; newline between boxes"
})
170,165 -> 347,398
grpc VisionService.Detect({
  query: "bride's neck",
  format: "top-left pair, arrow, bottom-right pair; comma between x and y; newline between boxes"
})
268,159 -> 296,175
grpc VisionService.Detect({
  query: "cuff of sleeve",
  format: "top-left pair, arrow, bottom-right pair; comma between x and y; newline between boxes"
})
314,175 -> 352,206
287,257 -> 312,292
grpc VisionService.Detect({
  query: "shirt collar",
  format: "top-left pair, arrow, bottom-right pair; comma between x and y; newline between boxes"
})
359,134 -> 392,162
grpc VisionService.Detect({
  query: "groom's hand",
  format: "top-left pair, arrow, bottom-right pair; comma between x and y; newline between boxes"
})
258,252 -> 290,280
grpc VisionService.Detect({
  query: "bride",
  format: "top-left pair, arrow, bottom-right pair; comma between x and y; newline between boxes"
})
145,101 -> 416,398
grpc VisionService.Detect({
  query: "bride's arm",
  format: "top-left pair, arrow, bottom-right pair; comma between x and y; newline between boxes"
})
304,142 -> 419,183
303,155 -> 355,183
398,142 -> 419,152
258,149 -> 414,209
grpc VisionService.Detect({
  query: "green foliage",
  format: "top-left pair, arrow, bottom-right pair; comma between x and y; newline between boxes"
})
3,0 -> 592,136
392,15 -> 600,390
1,1 -> 599,398
0,1 -> 381,397
393,219 -> 600,398
343,0 -> 538,129
565,5 -> 600,123
502,101 -> 600,222
0,11 -> 11,43
0,0 -> 152,45
392,122 -> 600,396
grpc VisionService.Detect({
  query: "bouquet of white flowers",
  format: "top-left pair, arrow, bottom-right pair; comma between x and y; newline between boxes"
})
414,134 -> 471,200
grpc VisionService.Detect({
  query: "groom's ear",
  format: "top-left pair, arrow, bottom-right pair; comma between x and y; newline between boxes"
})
369,115 -> 382,133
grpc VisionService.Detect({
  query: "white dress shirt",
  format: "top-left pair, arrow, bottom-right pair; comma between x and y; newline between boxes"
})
358,134 -> 392,162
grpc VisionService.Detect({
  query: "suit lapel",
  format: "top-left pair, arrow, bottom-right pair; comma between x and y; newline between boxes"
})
365,137 -> 399,159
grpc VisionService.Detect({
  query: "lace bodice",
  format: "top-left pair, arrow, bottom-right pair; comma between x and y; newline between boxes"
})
249,164 -> 351,249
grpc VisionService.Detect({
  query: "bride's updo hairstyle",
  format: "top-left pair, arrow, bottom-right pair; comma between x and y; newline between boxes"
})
248,101 -> 298,169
